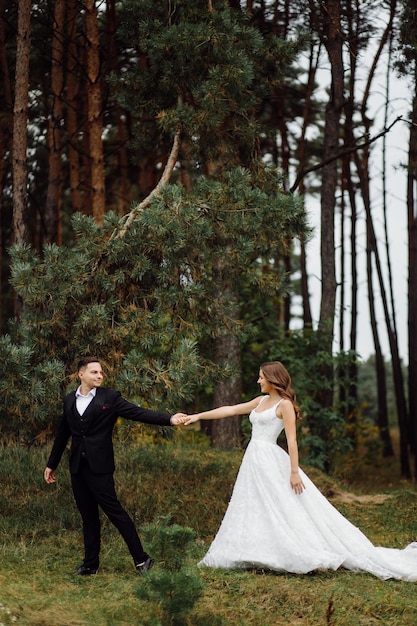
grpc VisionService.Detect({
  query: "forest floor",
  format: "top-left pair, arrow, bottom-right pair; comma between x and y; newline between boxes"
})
1,432 -> 416,626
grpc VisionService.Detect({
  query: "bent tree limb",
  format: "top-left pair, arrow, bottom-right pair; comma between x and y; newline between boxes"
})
112,130 -> 181,240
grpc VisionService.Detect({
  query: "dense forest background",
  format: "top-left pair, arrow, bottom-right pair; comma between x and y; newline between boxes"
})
1,0 -> 416,478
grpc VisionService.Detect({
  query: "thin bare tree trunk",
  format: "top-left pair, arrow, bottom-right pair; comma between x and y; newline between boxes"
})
66,0 -> 82,214
105,0 -> 130,215
407,87 -> 417,476
0,118 -> 5,326
340,0 -> 359,439
366,231 -> 391,460
294,42 -> 319,328
342,0 -> 360,425
339,189 -> 345,354
85,0 -> 105,225
12,0 -> 31,246
44,0 -> 65,244
316,0 -> 344,346
357,0 -> 406,467
379,29 -> 397,458
355,147 -> 406,465
314,0 -> 345,429
382,32 -> 399,344
0,0 -> 13,327
346,172 -> 360,425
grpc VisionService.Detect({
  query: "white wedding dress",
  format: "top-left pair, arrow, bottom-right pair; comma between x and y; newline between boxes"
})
198,398 -> 417,581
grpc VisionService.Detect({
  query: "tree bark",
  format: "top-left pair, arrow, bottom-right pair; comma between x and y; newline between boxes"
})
12,0 -> 31,246
84,0 -> 105,225
312,0 -> 345,422
408,87 -> 417,477
209,325 -> 243,449
357,0 -> 406,467
66,0 -> 83,214
294,42 -> 318,328
317,0 -> 344,349
365,211 -> 396,461
105,0 -> 130,215
44,0 -> 65,244
0,0 -> 13,327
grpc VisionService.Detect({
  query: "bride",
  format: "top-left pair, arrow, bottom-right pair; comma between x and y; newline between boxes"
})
184,361 -> 417,581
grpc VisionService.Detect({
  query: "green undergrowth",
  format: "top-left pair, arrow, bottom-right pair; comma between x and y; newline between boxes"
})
1,440 -> 417,625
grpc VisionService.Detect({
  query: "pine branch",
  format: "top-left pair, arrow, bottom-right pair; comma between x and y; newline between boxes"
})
290,116 -> 403,193
111,129 -> 182,240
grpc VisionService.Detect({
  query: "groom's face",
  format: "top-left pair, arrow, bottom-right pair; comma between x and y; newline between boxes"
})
79,362 -> 104,390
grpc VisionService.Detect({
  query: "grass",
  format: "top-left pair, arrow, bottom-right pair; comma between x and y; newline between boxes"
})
1,433 -> 417,625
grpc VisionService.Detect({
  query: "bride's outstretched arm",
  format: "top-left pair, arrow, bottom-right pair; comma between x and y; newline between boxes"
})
183,397 -> 261,425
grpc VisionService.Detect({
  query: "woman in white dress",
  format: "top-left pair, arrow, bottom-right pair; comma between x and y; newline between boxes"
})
184,361 -> 417,581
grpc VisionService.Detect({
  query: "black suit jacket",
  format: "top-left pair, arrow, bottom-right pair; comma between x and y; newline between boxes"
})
47,387 -> 172,474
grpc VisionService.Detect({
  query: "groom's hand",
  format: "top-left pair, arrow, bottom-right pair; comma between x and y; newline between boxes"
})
170,413 -> 188,425
44,467 -> 56,484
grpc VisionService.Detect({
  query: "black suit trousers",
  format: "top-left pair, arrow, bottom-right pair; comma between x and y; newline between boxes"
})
71,458 -> 147,568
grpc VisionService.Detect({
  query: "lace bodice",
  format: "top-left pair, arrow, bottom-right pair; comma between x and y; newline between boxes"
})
249,399 -> 285,443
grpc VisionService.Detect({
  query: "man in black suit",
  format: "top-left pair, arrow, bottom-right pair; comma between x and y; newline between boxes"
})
44,357 -> 187,576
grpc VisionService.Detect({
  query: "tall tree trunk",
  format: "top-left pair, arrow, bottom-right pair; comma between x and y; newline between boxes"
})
379,29 -> 397,458
314,0 -> 345,427
0,0 -> 13,328
382,31 -> 399,346
338,0 -> 359,427
318,0 -> 344,345
12,0 -> 31,246
44,0 -> 65,244
294,42 -> 319,328
105,0 -> 130,215
0,0 -> 12,124
408,86 -> 417,477
0,119 -> 5,327
202,258 -> 242,449
210,319 -> 242,449
339,188 -> 345,354
346,171 -> 360,425
66,0 -> 83,214
341,0 -> 360,423
300,240 -> 313,328
84,0 -> 105,225
357,0 -> 405,466
356,149 -> 406,465
366,234 -> 391,461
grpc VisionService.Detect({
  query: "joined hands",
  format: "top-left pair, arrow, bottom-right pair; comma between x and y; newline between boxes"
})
170,414 -> 200,425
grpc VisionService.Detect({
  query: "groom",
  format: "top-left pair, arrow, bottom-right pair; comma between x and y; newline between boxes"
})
44,356 -> 186,575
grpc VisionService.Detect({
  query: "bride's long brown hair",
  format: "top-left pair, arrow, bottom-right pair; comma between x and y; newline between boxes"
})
260,361 -> 301,420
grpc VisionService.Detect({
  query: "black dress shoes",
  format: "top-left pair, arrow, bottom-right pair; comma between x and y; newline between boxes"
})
135,557 -> 154,574
75,564 -> 99,575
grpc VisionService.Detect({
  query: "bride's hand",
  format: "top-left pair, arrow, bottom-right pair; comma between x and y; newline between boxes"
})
183,414 -> 201,425
290,471 -> 305,495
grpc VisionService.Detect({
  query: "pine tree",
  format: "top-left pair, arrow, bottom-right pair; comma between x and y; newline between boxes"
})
0,0 -> 307,445
1,168 -> 305,440
110,0 -> 304,447
135,516 -> 224,626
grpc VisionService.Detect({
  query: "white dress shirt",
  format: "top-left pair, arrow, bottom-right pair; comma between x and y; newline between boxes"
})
75,387 -> 97,416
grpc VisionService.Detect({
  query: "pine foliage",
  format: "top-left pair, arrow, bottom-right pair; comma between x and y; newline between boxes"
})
136,516 -> 225,626
0,0 -> 308,444
1,168 -> 305,440
113,0 -> 299,166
